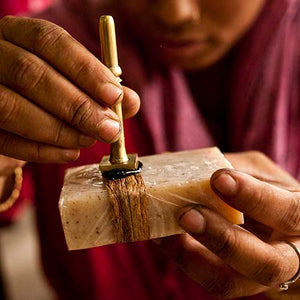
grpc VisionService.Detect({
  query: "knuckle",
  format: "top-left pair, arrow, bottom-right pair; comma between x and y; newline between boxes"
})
0,15 -> 14,31
0,86 -> 18,126
279,196 -> 300,234
24,141 -> 45,162
0,132 -> 12,153
0,130 -> 44,162
27,143 -> 43,162
30,22 -> 67,52
252,254 -> 283,286
246,185 -> 271,216
35,143 -> 42,162
69,95 -> 93,127
212,227 -> 238,259
9,54 -> 47,90
72,60 -> 94,83
203,277 -> 236,298
52,122 -> 65,146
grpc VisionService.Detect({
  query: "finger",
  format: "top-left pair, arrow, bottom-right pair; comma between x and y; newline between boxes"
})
0,130 -> 79,163
0,16 -> 123,107
224,151 -> 300,190
178,206 -> 300,287
157,234 -> 266,298
122,86 -> 140,119
0,40 -> 120,143
210,169 -> 300,235
0,84 -> 95,148
1,16 -> 141,116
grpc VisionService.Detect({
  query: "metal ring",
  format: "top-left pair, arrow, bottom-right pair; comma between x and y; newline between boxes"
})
279,241 -> 300,291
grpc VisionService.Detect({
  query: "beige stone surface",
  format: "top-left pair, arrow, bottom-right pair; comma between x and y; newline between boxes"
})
59,147 -> 243,250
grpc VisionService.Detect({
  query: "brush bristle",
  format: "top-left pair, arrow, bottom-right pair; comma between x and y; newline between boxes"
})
105,173 -> 150,243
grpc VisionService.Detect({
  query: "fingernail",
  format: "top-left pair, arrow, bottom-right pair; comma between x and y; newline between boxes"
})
212,172 -> 238,196
62,149 -> 80,162
98,119 -> 120,143
99,83 -> 123,106
78,135 -> 96,147
178,208 -> 205,234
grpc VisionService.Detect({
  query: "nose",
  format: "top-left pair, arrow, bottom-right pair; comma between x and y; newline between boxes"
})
152,0 -> 201,28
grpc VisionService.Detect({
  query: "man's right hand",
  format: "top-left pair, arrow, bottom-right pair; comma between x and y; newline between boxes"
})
0,16 -> 140,163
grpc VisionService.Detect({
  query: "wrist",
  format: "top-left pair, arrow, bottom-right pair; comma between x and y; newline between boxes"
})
0,172 -> 15,199
0,167 -> 23,212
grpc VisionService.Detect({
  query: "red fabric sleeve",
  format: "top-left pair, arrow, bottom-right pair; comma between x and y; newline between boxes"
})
0,0 -> 54,18
0,0 -> 29,16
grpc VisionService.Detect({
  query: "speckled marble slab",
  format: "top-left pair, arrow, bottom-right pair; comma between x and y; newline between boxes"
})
59,147 -> 243,250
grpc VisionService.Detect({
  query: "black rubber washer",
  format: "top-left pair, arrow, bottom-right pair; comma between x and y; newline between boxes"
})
102,161 -> 143,180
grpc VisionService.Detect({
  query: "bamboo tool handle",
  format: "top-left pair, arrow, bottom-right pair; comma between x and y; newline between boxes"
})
99,16 -> 138,172
99,16 -> 128,165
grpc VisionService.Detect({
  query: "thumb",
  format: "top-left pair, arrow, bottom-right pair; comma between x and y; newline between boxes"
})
210,169 -> 300,235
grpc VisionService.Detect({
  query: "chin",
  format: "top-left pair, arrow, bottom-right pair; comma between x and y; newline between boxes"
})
171,58 -> 217,70
162,54 -> 221,71
159,45 -> 230,71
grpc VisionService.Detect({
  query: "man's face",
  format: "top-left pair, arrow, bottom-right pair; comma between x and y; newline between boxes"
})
119,0 -> 265,70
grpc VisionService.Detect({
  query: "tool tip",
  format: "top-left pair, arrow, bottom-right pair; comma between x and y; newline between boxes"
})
100,15 -> 114,25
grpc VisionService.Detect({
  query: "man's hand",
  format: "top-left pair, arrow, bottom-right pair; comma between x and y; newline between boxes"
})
0,16 -> 140,163
156,151 -> 300,298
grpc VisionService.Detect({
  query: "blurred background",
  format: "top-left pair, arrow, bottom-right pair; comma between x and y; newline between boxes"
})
0,0 -> 54,17
0,206 -> 56,300
0,2 -> 56,300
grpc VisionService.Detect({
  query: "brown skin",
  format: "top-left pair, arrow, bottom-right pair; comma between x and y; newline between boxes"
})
119,0 -> 265,69
157,152 -> 300,297
0,1 -> 264,163
1,1 -> 299,298
0,16 -> 140,163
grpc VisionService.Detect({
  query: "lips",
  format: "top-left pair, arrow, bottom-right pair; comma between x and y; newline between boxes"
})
160,38 -> 201,48
155,37 -> 209,58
